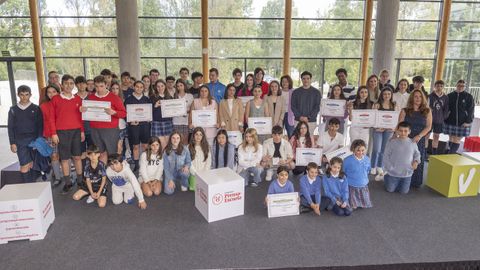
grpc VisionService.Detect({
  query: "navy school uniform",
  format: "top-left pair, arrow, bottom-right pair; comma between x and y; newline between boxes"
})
8,103 -> 43,166
124,94 -> 152,145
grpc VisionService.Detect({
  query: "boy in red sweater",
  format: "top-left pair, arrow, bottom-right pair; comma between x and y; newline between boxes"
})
84,75 -> 127,164
50,74 -> 85,193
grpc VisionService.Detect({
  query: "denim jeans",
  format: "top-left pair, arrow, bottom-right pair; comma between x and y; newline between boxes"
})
239,167 -> 262,185
164,169 -> 189,195
283,113 -> 295,139
384,174 -> 412,194
371,130 -> 393,169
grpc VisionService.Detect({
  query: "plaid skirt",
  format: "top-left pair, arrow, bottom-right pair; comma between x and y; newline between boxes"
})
173,124 -> 190,138
151,120 -> 173,137
443,123 -> 471,137
348,185 -> 372,209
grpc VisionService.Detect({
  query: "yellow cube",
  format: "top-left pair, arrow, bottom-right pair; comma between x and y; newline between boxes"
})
426,154 -> 480,198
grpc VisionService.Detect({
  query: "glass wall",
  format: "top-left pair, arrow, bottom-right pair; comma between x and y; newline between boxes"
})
0,0 -> 479,90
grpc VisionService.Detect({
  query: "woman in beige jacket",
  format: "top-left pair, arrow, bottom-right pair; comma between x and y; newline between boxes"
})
265,80 -> 285,128
218,83 -> 244,132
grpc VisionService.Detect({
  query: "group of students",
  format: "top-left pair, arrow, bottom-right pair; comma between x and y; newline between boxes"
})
7,66 -> 475,214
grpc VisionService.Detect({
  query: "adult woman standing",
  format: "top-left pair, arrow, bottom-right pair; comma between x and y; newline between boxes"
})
398,89 -> 432,188
280,75 -> 295,138
265,80 -> 285,129
443,80 -> 474,154
189,85 -> 219,146
218,84 -> 244,132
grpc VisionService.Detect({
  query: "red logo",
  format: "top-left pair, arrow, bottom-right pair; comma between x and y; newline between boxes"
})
212,193 -> 223,205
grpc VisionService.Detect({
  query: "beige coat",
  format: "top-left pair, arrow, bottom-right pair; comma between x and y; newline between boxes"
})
218,98 -> 244,131
265,95 -> 286,127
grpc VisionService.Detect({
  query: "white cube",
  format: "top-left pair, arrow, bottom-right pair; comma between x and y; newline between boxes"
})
0,182 -> 55,244
195,168 -> 244,223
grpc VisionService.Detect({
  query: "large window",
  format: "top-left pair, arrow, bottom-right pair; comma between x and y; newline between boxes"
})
0,0 -> 480,88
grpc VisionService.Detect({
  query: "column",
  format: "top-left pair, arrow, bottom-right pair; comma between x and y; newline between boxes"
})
201,0 -> 209,82
283,0 -> 292,76
115,0 -> 141,78
372,0 -> 400,75
359,0 -> 374,85
435,0 -> 452,81
28,0 -> 46,102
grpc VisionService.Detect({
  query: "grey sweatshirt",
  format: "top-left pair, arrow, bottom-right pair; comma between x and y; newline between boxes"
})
383,137 -> 421,178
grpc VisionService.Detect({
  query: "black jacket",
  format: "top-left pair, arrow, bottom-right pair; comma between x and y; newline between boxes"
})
445,91 -> 475,126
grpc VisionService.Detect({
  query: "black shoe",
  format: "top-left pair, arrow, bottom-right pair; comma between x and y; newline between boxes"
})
61,182 -> 73,194
300,205 -> 313,214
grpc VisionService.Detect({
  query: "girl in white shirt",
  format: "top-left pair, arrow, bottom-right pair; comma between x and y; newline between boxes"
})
188,127 -> 212,191
139,136 -> 163,197
238,128 -> 264,187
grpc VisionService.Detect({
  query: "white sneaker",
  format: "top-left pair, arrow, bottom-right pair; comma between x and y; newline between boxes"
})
370,168 -> 377,175
375,174 -> 384,181
181,186 -> 188,192
86,196 -> 94,204
266,169 -> 273,181
377,168 -> 384,176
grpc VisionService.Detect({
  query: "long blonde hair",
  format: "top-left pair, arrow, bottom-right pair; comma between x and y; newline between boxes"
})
241,128 -> 259,152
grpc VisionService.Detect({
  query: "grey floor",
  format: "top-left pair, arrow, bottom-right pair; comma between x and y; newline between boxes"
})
1,176 -> 480,270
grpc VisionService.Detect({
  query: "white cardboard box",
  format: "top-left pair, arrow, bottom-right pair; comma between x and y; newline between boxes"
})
0,182 -> 55,244
195,168 -> 244,223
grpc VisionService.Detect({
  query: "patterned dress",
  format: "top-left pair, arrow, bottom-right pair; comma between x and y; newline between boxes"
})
404,110 -> 427,188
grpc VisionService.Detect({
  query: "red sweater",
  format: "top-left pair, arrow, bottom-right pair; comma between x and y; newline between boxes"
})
49,94 -> 84,134
87,92 -> 126,129
40,101 -> 54,138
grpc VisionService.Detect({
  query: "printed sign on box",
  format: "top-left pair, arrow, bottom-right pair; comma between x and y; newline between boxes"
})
195,168 -> 244,223
0,182 -> 55,244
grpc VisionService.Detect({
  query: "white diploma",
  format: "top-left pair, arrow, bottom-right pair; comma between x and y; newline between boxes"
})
320,99 -> 346,117
248,117 -> 272,135
227,131 -> 243,147
324,146 -> 352,162
375,110 -> 400,129
295,148 -> 322,166
192,109 -> 217,127
351,109 -> 376,128
267,192 -> 300,218
126,104 -> 152,122
161,98 -> 187,118
82,100 -> 111,122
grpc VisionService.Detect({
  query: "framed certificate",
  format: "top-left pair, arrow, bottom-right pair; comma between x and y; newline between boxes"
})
161,98 -> 187,118
238,96 -> 254,108
267,192 -> 300,218
375,110 -> 400,129
227,131 -> 243,147
324,146 -> 352,162
248,117 -> 272,135
295,148 -> 322,166
82,100 -> 111,122
320,99 -> 346,117
351,109 -> 376,128
192,109 -> 217,127
126,104 -> 152,122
